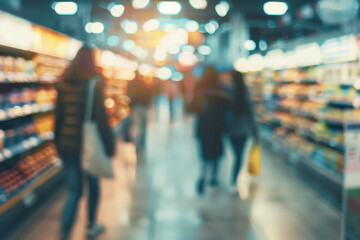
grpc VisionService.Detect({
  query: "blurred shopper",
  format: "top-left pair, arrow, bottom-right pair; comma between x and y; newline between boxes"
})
54,46 -> 115,239
226,70 -> 257,193
127,73 -> 152,153
193,66 -> 229,194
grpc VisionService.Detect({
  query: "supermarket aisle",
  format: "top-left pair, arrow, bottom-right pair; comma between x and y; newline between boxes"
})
11,100 -> 341,240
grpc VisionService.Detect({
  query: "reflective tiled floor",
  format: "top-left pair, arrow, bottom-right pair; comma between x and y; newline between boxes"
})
11,101 -> 341,240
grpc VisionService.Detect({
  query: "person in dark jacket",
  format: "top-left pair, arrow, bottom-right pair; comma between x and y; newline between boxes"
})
127,73 -> 152,153
226,70 -> 257,193
193,66 -> 229,194
54,46 -> 115,239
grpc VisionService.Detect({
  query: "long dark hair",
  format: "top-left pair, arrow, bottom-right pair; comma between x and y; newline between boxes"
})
232,70 -> 250,115
62,46 -> 98,82
198,65 -> 219,90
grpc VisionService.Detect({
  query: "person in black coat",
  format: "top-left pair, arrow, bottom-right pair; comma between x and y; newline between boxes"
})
193,66 -> 229,194
55,46 -> 115,239
226,70 -> 257,193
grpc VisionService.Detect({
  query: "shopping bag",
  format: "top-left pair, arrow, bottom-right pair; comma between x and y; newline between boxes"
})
82,78 -> 114,179
248,143 -> 261,176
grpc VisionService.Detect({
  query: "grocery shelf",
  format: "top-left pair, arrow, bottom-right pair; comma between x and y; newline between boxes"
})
0,132 -> 54,163
0,103 -> 55,122
0,162 -> 62,215
327,100 -> 354,108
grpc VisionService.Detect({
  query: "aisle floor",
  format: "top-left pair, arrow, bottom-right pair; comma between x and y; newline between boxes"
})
11,102 -> 341,240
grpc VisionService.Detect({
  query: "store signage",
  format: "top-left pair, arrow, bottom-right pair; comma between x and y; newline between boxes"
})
295,43 -> 323,67
248,54 -> 264,72
321,35 -> 358,63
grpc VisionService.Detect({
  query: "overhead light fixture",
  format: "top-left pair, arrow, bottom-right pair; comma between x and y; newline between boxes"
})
168,45 -> 180,54
109,4 -> 125,17
123,39 -> 136,51
171,71 -> 184,81
156,67 -> 172,80
189,0 -> 207,9
157,1 -> 182,15
259,40 -> 268,51
107,36 -> 120,46
185,20 -> 199,32
52,2 -> 78,15
205,22 -> 216,34
90,22 -> 104,34
198,45 -> 211,55
263,1 -> 288,16
143,19 -> 160,32
182,45 -> 195,53
85,22 -> 93,33
244,40 -> 256,51
132,0 -> 150,9
234,58 -> 249,72
121,20 -> 138,34
215,1 -> 230,17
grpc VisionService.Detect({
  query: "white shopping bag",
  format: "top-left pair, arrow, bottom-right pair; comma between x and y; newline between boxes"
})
236,137 -> 254,200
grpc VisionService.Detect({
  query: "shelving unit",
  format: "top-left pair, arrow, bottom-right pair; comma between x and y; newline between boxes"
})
243,35 -> 360,211
0,10 -> 82,237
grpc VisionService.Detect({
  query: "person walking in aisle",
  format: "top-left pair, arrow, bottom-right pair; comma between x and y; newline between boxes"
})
54,46 -> 115,239
225,70 -> 257,194
127,72 -> 152,154
193,66 -> 229,194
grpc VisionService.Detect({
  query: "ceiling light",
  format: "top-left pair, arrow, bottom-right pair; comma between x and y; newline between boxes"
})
189,0 -> 207,9
179,52 -> 197,66
107,36 -> 120,46
154,51 -> 167,61
244,40 -> 256,51
205,22 -> 216,34
234,58 -> 249,72
198,45 -> 211,55
171,71 -> 184,81
157,1 -> 182,15
52,2 -> 78,15
168,45 -> 180,54
143,19 -> 160,32
263,1 -> 288,16
109,4 -> 125,17
123,39 -> 136,51
259,40 -> 268,51
90,22 -> 104,34
121,20 -> 138,34
132,0 -> 150,9
182,45 -> 195,53
85,22 -> 93,33
215,1 -> 230,17
156,67 -> 172,80
185,20 -> 199,32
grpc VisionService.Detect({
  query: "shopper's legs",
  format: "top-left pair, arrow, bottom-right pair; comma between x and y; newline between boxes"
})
210,159 -> 219,186
60,157 -> 83,236
230,136 -> 248,185
87,175 -> 100,227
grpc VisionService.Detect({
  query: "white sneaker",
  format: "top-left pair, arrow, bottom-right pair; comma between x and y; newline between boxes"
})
87,223 -> 105,238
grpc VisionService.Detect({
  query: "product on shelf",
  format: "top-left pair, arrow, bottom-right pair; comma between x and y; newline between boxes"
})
0,143 -> 59,201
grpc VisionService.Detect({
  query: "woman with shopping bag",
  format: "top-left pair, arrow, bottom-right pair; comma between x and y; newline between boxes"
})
55,46 -> 115,239
225,70 -> 258,194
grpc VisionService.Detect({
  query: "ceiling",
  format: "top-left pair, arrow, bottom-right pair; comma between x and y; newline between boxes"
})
0,0 -> 329,49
